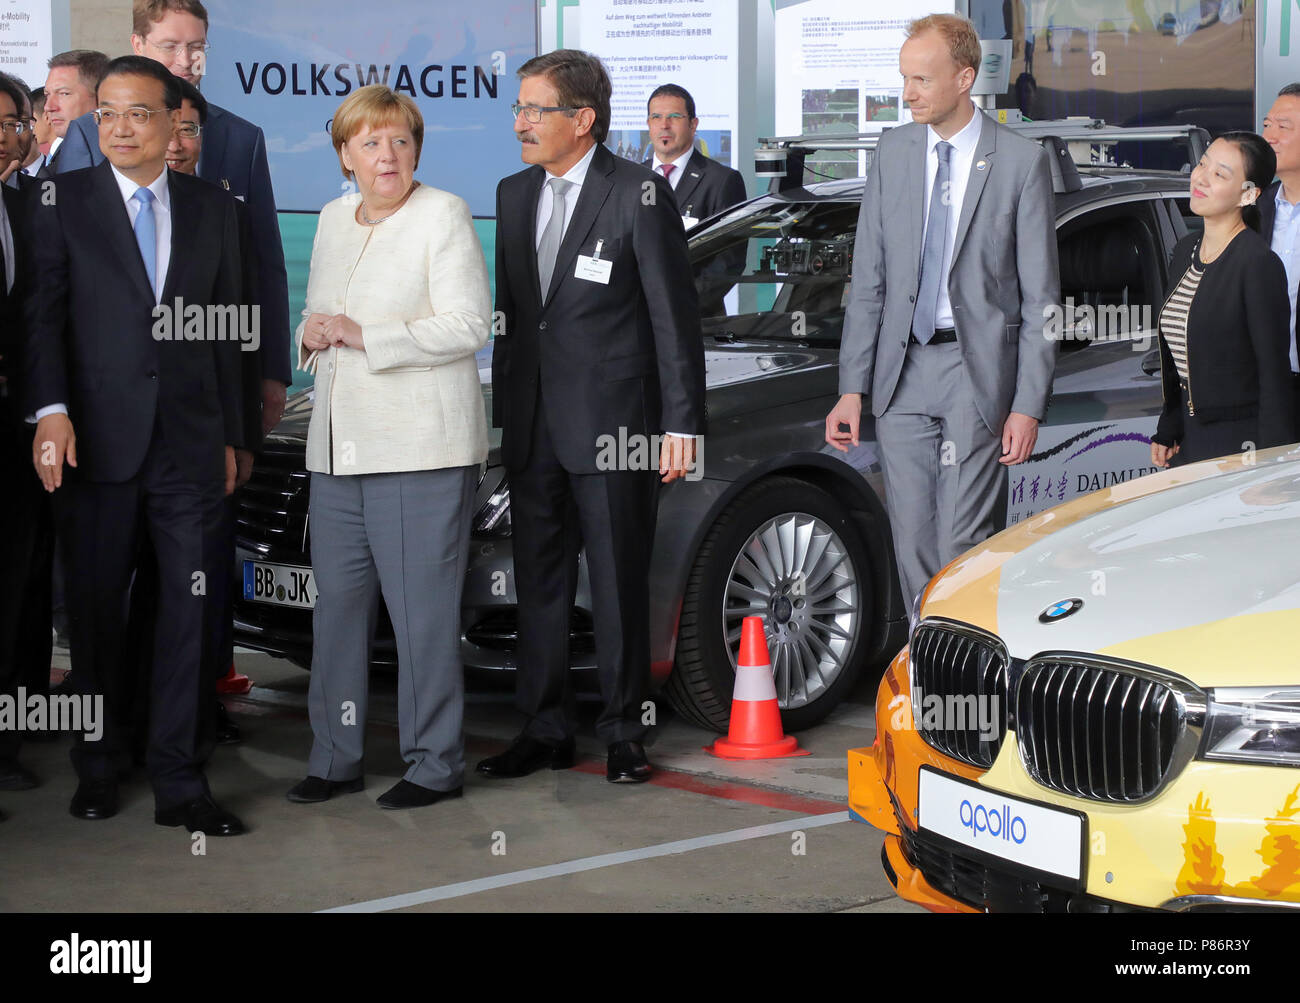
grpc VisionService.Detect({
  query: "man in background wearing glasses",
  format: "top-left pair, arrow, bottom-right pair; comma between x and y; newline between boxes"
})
55,0 -> 291,437
23,56 -> 248,834
643,83 -> 746,229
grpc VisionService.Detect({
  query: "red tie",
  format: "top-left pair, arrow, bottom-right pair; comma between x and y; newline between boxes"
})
659,164 -> 675,181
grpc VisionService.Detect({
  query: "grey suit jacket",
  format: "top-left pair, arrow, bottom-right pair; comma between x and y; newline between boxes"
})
839,111 -> 1060,432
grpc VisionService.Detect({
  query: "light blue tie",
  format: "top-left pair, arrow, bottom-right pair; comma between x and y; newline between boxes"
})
132,187 -> 157,297
912,141 -> 953,344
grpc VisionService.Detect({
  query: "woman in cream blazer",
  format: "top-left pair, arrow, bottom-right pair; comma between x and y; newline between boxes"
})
286,85 -> 490,810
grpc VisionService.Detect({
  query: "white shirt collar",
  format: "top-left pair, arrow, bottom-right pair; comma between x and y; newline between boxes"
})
926,103 -> 983,158
109,162 -> 171,211
545,141 -> 599,188
49,135 -> 63,157
653,146 -> 694,176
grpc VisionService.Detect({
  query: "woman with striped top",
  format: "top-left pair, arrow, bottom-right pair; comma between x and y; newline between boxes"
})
1151,133 -> 1295,467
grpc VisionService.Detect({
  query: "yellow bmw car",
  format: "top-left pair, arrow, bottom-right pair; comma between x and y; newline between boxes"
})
848,446 -> 1300,913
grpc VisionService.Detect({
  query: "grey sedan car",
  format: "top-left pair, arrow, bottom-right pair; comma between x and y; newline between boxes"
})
234,162 -> 1195,731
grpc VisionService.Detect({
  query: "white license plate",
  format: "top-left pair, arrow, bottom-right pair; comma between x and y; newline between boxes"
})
243,560 -> 316,609
917,767 -> 1085,885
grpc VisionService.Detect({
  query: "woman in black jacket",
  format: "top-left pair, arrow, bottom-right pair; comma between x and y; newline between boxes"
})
1151,132 -> 1296,467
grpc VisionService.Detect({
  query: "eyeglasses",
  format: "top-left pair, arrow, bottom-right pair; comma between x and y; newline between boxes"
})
93,107 -> 171,127
176,121 -> 202,139
0,121 -> 28,136
648,113 -> 688,123
147,40 -> 210,59
511,103 -> 579,124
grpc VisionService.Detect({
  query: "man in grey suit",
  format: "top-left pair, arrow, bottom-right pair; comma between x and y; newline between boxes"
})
825,13 -> 1059,605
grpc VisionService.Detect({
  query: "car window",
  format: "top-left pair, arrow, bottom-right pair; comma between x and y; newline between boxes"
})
1166,195 -> 1203,240
689,199 -> 860,344
1053,200 -> 1164,353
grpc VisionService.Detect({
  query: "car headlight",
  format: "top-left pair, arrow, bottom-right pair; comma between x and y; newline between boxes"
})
1200,686 -> 1300,767
473,478 -> 512,536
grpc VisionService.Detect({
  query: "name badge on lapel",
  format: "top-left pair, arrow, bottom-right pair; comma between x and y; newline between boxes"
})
575,238 -> 613,284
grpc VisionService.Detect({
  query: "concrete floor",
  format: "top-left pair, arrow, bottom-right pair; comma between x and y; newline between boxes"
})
0,651 -> 921,913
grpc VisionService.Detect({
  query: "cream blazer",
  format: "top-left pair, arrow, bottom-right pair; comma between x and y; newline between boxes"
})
297,184 -> 490,475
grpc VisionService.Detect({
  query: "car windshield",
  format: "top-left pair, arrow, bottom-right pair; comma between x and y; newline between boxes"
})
689,198 -> 861,344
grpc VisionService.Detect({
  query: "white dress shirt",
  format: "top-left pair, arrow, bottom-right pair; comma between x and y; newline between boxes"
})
921,104 -> 983,330
110,163 -> 172,304
651,147 -> 693,190
1270,185 -> 1300,374
534,141 -> 598,251
34,164 -> 172,422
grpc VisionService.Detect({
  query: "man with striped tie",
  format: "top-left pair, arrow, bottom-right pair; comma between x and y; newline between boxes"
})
22,56 -> 248,833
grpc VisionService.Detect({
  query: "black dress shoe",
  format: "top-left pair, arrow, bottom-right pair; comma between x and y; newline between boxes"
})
286,775 -> 365,803
376,779 -> 463,809
70,779 -> 119,820
214,701 -> 242,745
606,740 -> 652,783
154,794 -> 246,836
0,761 -> 40,791
476,733 -> 576,778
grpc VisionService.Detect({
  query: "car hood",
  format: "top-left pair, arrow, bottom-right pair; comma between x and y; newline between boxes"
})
921,446 -> 1300,687
267,339 -> 837,453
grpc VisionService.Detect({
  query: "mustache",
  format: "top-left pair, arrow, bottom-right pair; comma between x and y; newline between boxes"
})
517,132 -> 539,145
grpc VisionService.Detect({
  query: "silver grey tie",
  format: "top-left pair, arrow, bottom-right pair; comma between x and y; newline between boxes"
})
537,176 -> 572,296
912,140 -> 953,344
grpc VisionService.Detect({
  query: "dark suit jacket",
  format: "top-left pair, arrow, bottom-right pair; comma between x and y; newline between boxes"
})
0,181 -> 29,430
492,142 -> 707,473
57,103 -> 292,385
643,148 -> 746,223
22,161 -> 245,484
1153,229 -> 1294,449
1256,180 -> 1300,374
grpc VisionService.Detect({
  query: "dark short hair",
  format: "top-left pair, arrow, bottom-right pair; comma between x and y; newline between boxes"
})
1278,83 -> 1300,99
133,0 -> 209,37
98,55 -> 183,111
0,72 -> 29,119
1218,130 -> 1277,234
48,50 -> 112,92
30,87 -> 45,115
517,49 -> 611,145
647,83 -> 695,121
175,75 -> 207,124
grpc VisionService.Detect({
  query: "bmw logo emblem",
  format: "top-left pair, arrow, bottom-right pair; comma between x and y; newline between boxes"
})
1039,598 -> 1083,623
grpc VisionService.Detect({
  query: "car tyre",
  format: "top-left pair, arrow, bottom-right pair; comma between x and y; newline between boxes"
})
667,476 -> 873,733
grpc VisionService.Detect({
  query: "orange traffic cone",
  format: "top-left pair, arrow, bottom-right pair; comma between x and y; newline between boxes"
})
705,616 -> 810,760
215,662 -> 253,695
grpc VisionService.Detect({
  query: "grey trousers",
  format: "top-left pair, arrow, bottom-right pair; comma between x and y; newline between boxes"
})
875,341 -> 1006,605
305,465 -> 476,791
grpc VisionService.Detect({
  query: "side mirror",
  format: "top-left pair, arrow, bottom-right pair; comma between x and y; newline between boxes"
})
1140,348 -> 1161,376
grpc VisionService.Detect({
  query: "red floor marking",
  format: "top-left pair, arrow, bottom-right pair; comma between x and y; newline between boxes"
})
225,697 -> 845,815
571,760 -> 845,815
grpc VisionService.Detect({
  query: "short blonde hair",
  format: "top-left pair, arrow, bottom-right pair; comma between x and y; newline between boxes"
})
906,13 -> 981,75
331,85 -> 424,179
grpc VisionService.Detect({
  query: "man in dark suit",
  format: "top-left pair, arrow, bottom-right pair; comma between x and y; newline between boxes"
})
479,50 -> 706,784
55,0 -> 290,435
0,72 -> 49,806
1260,83 -> 1300,440
642,83 -> 746,227
24,55 -> 248,834
120,77 -> 261,761
41,50 -> 110,177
